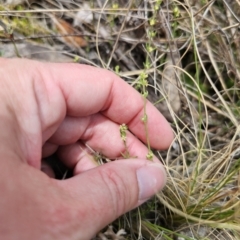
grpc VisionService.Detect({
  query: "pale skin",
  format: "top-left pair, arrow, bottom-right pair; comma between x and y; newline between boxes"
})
0,58 -> 173,239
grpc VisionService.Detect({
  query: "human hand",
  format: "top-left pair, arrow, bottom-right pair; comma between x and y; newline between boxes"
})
0,58 -> 173,239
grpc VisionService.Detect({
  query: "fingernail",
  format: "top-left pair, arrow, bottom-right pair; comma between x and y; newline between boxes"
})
136,163 -> 166,201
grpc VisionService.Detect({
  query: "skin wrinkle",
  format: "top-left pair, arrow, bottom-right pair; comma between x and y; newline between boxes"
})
81,117 -> 94,147
55,64 -> 112,117
54,174 -> 108,238
14,65 -> 43,168
70,116 -> 91,143
82,115 -> 125,158
103,92 -> 144,132
39,71 -> 66,143
0,69 -> 23,158
99,72 -> 115,112
23,71 -> 44,168
33,65 -> 50,134
49,116 -> 92,145
1,64 -> 41,168
96,166 -> 131,219
57,74 -> 71,116
102,85 -> 143,125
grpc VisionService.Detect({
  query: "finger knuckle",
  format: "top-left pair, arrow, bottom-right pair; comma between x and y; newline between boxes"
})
98,166 -> 131,216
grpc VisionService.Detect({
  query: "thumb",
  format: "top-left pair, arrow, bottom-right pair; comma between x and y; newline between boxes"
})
57,159 -> 166,239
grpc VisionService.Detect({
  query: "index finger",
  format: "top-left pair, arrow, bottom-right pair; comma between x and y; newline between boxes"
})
49,63 -> 173,149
